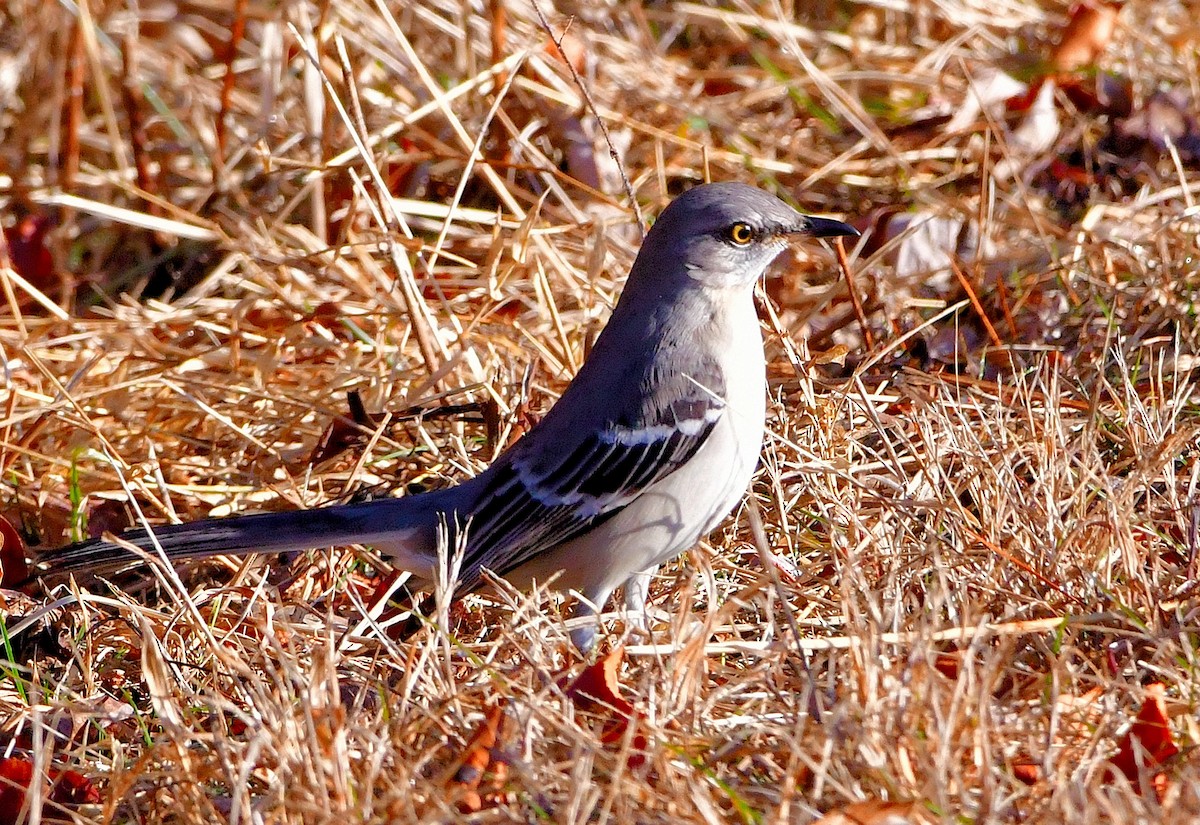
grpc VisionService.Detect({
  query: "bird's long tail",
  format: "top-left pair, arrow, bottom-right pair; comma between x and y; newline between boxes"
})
32,490 -> 460,580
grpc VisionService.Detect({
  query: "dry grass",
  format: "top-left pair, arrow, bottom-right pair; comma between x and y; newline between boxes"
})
2,0 -> 1199,822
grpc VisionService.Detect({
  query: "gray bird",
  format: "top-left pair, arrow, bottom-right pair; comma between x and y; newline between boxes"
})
35,182 -> 857,650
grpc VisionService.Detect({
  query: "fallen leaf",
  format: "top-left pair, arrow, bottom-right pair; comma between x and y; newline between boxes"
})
1114,90 -> 1200,161
994,79 -> 1060,179
46,766 -> 100,806
932,651 -> 961,680
0,755 -> 37,823
883,211 -> 992,284
0,514 -> 28,588
1058,72 -> 1132,117
544,31 -> 586,74
702,76 -> 745,96
547,113 -> 631,198
564,646 -> 635,719
84,498 -> 135,541
137,615 -> 185,733
0,755 -> 100,823
1011,759 -> 1042,785
811,345 -> 850,366
2,214 -> 56,291
1051,1 -> 1122,73
309,391 -> 385,466
738,543 -> 801,582
448,702 -> 508,813
1109,682 -> 1179,797
241,305 -> 298,334
812,798 -> 929,825
947,67 -> 1027,133
563,647 -> 648,765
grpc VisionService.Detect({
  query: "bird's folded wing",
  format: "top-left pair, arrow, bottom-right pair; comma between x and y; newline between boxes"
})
457,361 -> 726,587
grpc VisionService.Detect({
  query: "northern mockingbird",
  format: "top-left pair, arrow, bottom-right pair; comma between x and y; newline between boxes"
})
36,182 -> 856,650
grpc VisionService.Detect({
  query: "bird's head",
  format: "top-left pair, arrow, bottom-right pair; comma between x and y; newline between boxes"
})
636,182 -> 858,291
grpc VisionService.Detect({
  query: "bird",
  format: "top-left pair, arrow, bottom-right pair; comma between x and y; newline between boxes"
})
34,182 -> 857,650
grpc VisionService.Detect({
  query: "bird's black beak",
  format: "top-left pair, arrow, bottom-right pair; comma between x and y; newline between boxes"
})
799,215 -> 859,239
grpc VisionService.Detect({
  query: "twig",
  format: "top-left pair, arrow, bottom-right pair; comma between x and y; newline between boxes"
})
949,256 -> 1003,348
214,0 -> 248,173
835,236 -> 874,349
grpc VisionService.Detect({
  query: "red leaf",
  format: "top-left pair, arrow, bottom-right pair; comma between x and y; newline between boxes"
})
1004,77 -> 1047,114
563,647 -> 648,766
0,756 -> 100,823
1011,760 -> 1042,785
3,215 -> 56,289
564,646 -> 634,718
0,515 -> 28,589
448,702 -> 508,814
1051,1 -> 1121,73
49,768 -> 100,806
932,651 -> 961,680
0,756 -> 34,824
812,799 -> 926,824
1109,683 -> 1179,797
702,77 -> 744,97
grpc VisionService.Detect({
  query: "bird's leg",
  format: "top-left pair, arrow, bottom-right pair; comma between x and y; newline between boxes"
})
622,566 -> 657,637
568,574 -> 631,652
569,599 -> 601,653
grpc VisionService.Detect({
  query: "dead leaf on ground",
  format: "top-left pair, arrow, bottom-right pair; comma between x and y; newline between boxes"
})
2,213 -> 57,294
0,756 -> 101,823
1114,90 -> 1200,162
811,344 -> 850,367
812,799 -> 930,825
994,79 -> 1061,179
1051,1 -> 1122,73
543,31 -> 586,74
737,543 -> 801,582
932,651 -> 961,680
84,498 -> 135,541
0,514 -> 29,588
448,701 -> 509,813
562,646 -> 648,765
564,646 -> 635,719
1108,682 -> 1179,798
880,211 -> 993,285
1011,759 -> 1042,785
308,390 -> 385,466
946,67 -> 1027,133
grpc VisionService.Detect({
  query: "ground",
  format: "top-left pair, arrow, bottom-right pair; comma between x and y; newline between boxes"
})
0,1 -> 1198,822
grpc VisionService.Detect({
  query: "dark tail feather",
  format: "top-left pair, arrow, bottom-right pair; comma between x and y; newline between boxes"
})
32,493 -> 455,579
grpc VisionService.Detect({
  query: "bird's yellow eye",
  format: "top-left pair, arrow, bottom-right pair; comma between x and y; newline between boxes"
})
725,222 -> 755,246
